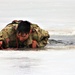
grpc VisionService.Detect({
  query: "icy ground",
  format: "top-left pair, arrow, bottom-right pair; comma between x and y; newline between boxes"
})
0,49 -> 75,75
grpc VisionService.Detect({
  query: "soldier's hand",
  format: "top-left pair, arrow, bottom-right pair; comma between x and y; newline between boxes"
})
32,40 -> 37,48
0,41 -> 3,49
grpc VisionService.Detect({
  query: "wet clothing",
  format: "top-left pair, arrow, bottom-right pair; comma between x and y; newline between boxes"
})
0,20 -> 50,49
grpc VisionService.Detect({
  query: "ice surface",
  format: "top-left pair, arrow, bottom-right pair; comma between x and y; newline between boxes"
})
0,50 -> 75,75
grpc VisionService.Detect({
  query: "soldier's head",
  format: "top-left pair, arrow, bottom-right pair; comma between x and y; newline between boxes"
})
16,21 -> 31,42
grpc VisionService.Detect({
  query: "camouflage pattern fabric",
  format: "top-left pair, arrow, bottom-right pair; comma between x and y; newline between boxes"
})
0,20 -> 50,49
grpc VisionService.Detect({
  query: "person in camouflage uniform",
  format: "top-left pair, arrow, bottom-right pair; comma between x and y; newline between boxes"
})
0,20 -> 50,49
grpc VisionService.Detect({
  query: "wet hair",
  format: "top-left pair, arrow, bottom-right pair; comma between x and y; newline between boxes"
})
17,21 -> 31,34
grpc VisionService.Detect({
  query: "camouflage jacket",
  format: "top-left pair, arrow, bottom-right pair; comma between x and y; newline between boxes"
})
0,20 -> 50,49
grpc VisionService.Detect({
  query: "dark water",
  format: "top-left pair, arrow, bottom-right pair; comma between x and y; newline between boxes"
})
43,35 -> 75,50
49,35 -> 75,46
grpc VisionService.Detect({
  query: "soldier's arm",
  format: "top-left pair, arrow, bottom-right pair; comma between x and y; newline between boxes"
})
0,31 -> 6,49
32,40 -> 38,48
0,41 -> 3,49
33,25 -> 50,47
0,23 -> 17,49
31,23 -> 49,48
